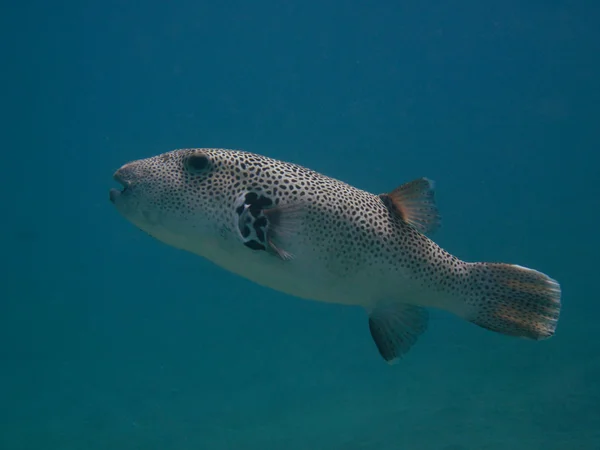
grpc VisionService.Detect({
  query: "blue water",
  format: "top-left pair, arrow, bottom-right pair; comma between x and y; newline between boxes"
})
2,1 -> 599,448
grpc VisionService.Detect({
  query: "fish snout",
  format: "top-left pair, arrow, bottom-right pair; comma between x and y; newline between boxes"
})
109,161 -> 139,204
114,161 -> 139,183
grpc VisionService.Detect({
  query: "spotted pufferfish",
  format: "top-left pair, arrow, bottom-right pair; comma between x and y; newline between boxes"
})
109,148 -> 561,364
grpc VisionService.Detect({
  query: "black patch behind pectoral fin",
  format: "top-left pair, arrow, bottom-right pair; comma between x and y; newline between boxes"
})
379,177 -> 441,235
263,203 -> 305,261
244,240 -> 266,251
368,303 -> 429,364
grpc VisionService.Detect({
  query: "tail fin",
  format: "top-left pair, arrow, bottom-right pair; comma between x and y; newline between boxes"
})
461,262 -> 561,340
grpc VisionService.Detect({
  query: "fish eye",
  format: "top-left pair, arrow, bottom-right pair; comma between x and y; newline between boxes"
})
185,152 -> 211,172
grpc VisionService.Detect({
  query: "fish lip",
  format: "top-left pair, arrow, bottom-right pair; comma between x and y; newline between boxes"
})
109,188 -> 121,204
110,171 -> 131,203
113,171 -> 130,189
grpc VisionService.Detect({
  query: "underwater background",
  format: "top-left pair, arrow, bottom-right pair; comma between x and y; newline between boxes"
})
2,0 -> 599,449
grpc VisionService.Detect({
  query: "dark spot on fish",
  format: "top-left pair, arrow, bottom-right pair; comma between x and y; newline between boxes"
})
241,226 -> 250,238
245,192 -> 258,203
244,240 -> 265,251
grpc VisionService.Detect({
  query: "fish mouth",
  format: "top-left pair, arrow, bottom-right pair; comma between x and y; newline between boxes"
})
109,172 -> 130,204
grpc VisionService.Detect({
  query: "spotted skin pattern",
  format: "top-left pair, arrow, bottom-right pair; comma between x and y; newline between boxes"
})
113,149 -> 460,293
110,148 -> 561,363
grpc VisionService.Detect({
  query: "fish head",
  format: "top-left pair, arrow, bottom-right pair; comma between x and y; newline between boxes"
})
109,148 -> 243,246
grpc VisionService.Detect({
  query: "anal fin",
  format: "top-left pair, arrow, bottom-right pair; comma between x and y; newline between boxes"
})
368,303 -> 429,364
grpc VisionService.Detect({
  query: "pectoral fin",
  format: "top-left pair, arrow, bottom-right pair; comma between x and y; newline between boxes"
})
234,191 -> 304,261
263,203 -> 304,260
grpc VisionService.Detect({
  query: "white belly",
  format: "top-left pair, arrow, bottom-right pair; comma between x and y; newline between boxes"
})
151,227 -> 381,306
147,222 -> 452,313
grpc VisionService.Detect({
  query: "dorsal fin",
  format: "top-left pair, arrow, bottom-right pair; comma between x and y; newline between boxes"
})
379,177 -> 441,235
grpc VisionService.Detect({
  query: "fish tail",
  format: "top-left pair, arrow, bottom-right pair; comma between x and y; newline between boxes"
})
457,262 -> 561,340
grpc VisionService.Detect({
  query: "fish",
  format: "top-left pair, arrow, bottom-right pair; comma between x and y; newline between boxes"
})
109,148 -> 561,364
